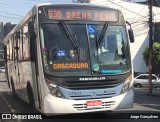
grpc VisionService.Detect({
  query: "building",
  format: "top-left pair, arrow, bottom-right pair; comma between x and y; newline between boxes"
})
154,22 -> 160,43
3,22 -> 16,39
128,0 -> 160,7
127,0 -> 147,2
0,22 -> 3,49
0,22 -> 4,66
0,22 -> 16,66
77,0 -> 160,74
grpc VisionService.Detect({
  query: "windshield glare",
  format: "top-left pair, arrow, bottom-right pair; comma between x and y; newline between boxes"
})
90,25 -> 130,74
40,23 -> 130,76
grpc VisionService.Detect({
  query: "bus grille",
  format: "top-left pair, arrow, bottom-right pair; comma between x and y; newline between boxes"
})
72,101 -> 115,111
62,80 -> 120,90
69,93 -> 116,100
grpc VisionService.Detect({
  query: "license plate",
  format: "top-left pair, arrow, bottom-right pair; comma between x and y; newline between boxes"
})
86,100 -> 102,108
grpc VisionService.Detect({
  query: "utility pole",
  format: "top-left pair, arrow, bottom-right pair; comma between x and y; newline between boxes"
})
148,0 -> 153,95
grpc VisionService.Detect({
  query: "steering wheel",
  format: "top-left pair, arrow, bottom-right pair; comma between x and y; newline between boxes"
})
98,52 -> 115,63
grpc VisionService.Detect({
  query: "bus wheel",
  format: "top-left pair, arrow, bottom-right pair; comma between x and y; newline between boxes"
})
27,84 -> 36,108
11,80 -> 17,99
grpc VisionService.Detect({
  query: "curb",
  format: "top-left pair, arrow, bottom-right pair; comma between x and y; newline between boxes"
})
134,88 -> 160,97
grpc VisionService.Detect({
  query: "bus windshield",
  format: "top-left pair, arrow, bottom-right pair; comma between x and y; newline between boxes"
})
40,22 -> 131,76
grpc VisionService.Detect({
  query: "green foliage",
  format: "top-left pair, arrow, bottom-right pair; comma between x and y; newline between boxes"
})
143,46 -> 149,66
153,42 -> 160,66
143,42 -> 160,75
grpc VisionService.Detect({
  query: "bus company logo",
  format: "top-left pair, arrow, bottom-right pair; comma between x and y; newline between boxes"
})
2,114 -> 11,119
91,92 -> 97,98
79,77 -> 106,81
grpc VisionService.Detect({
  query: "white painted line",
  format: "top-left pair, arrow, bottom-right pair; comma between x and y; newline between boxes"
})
0,92 -> 21,122
0,93 -> 16,112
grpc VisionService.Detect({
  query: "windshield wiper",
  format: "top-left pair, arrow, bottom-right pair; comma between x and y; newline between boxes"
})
59,20 -> 80,60
97,22 -> 109,47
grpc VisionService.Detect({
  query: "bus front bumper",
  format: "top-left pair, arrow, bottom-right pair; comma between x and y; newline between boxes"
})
43,88 -> 134,114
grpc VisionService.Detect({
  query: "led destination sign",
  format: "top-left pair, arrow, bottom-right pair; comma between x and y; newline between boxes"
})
46,9 -> 118,22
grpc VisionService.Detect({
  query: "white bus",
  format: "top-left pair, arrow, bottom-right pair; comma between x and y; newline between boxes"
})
3,3 -> 134,114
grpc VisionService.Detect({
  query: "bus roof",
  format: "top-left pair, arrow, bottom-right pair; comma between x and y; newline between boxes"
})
3,3 -> 120,44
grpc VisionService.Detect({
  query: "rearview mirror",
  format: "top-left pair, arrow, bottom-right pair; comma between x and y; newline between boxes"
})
126,21 -> 135,43
128,28 -> 134,43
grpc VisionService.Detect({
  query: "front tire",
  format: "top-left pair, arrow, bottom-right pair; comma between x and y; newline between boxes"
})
27,84 -> 36,108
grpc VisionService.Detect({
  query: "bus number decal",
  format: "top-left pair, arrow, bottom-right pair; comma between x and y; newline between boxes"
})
46,9 -> 118,22
48,10 -> 62,18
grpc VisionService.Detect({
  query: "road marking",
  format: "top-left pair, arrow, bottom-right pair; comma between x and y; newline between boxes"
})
134,103 -> 160,112
0,93 -> 15,112
0,92 -> 21,122
8,92 -> 12,95
137,103 -> 160,107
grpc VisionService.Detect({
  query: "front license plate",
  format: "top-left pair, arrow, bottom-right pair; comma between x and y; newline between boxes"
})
86,100 -> 102,108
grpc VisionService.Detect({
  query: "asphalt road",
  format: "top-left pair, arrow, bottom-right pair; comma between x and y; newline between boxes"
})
0,73 -> 160,121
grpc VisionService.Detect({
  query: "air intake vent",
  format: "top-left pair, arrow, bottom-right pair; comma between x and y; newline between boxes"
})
62,80 -> 120,90
69,93 -> 116,100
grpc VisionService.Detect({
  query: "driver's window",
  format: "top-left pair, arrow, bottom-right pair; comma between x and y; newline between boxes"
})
99,34 -> 117,54
99,39 -> 109,53
107,34 -> 117,53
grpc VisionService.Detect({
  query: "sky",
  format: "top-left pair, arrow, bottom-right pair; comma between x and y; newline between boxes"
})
0,0 -> 146,24
0,0 -> 74,24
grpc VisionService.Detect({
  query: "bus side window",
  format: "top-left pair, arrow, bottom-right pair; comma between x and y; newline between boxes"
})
7,41 -> 10,61
17,30 -> 23,61
9,38 -> 12,61
6,44 -> 9,61
14,34 -> 18,60
22,23 -> 30,61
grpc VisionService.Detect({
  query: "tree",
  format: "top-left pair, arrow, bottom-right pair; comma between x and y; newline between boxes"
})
143,42 -> 160,76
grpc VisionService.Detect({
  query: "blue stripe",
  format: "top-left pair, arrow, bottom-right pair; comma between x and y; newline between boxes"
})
101,70 -> 122,74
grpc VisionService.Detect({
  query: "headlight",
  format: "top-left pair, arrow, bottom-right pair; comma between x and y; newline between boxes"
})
46,79 -> 64,98
120,75 -> 133,94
